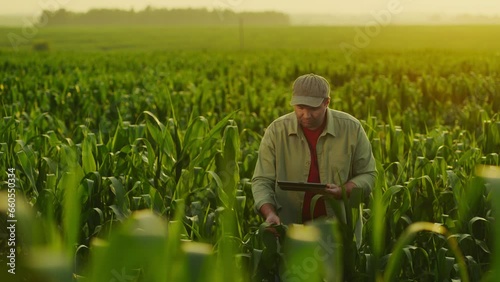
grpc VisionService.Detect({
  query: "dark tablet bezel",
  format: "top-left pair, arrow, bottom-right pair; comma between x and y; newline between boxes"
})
277,181 -> 327,193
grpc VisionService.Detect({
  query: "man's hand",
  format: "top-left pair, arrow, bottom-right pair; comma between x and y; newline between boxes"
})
265,212 -> 281,225
260,203 -> 280,224
259,203 -> 281,237
324,184 -> 343,199
324,181 -> 357,200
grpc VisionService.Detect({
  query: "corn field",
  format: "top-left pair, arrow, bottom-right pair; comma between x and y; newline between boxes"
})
1,26 -> 500,281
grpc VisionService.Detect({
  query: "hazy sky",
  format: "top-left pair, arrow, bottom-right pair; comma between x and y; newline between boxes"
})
1,0 -> 499,15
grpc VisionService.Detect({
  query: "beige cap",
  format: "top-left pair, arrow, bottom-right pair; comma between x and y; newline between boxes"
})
290,73 -> 330,107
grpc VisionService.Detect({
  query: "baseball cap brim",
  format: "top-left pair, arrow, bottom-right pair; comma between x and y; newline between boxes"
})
290,96 -> 324,107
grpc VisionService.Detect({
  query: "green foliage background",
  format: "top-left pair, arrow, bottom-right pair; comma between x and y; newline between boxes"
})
0,25 -> 499,281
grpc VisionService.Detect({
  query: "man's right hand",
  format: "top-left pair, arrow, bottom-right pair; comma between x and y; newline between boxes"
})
260,203 -> 280,224
260,203 -> 282,237
265,212 -> 281,225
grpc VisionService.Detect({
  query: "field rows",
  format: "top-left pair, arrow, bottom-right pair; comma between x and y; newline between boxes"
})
1,27 -> 500,281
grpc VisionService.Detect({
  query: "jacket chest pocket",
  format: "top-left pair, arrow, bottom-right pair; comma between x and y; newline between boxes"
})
276,138 -> 310,182
324,152 -> 352,184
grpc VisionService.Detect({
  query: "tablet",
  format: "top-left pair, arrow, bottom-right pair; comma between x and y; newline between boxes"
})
277,181 -> 327,193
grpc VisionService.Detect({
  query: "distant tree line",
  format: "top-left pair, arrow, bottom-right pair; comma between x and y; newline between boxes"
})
39,7 -> 290,26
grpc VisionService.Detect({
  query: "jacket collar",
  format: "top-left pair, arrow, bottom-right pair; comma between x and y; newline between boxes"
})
288,109 -> 336,137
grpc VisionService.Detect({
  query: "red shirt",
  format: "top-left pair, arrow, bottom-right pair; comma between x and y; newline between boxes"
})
301,121 -> 327,223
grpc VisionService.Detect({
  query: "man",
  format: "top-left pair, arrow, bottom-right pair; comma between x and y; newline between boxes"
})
251,73 -> 377,226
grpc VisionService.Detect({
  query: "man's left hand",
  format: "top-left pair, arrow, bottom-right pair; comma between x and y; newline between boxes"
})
323,182 -> 357,199
324,184 -> 343,199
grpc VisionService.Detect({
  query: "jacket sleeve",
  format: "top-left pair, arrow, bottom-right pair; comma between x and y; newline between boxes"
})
349,124 -> 377,196
251,125 -> 278,213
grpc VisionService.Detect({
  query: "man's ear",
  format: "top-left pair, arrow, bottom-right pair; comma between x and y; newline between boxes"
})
324,97 -> 331,106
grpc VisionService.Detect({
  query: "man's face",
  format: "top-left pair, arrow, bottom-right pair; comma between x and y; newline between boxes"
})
293,98 -> 329,130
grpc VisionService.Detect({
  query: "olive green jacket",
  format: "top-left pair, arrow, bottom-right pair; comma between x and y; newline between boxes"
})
251,109 -> 377,225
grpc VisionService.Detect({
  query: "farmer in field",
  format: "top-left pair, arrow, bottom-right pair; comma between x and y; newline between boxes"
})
251,73 -> 377,226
